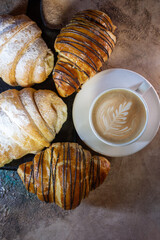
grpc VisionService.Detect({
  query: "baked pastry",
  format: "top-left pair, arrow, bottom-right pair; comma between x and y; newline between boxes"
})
0,14 -> 54,87
53,10 -> 116,97
17,142 -> 110,209
0,88 -> 67,167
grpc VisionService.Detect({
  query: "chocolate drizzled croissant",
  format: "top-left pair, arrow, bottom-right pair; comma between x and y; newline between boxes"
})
53,10 -> 116,97
17,142 -> 110,209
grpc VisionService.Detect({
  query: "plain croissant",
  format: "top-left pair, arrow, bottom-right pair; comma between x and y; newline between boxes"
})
53,10 -> 116,97
0,14 -> 54,87
0,88 -> 67,167
17,142 -> 110,210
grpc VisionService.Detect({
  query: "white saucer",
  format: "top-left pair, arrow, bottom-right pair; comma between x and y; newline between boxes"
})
72,69 -> 160,157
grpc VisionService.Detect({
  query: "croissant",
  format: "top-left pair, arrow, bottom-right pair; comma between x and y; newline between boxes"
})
0,88 -> 67,167
17,142 -> 110,209
53,10 -> 116,97
0,14 -> 54,87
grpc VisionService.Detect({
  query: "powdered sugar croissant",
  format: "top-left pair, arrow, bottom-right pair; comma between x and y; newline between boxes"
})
0,14 -> 54,86
0,88 -> 67,167
17,142 -> 110,209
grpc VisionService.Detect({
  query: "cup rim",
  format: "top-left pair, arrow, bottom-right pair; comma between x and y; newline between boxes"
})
89,87 -> 149,147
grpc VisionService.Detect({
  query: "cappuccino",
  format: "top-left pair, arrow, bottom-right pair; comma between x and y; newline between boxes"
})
91,89 -> 147,145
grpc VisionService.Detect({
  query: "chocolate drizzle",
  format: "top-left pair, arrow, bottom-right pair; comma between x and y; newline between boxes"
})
57,61 -> 75,77
67,143 -> 72,210
57,40 -> 99,71
53,10 -> 116,96
56,36 -> 104,65
34,152 -> 41,195
53,72 -> 78,90
52,149 -> 59,203
47,147 -> 54,202
96,157 -> 101,187
28,164 -> 33,192
55,62 -> 80,86
71,18 -> 115,42
75,10 -> 113,31
65,143 -> 69,209
60,29 -> 110,58
56,62 -> 80,86
54,77 -> 77,91
71,143 -> 78,208
24,163 -> 26,187
41,151 -> 47,202
73,15 -> 111,32
32,159 -> 36,194
59,58 -> 90,78
86,10 -> 113,31
64,24 -> 114,50
19,142 -> 109,210
37,152 -> 41,180
59,49 -> 98,73
91,156 -> 101,190
91,157 -> 95,190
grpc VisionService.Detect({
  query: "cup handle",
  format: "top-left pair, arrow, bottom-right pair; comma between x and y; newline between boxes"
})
135,81 -> 151,96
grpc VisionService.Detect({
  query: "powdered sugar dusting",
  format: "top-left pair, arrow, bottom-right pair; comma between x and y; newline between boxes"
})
0,23 -> 41,84
35,63 -> 44,74
0,19 -> 30,46
15,38 -> 48,85
0,15 -> 53,86
0,88 -> 67,167
0,15 -> 15,32
32,58 -> 45,83
0,101 -> 30,126
0,109 -> 27,147
0,134 -> 11,155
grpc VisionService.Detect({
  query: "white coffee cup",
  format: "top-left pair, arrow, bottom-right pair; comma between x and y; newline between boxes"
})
89,87 -> 149,146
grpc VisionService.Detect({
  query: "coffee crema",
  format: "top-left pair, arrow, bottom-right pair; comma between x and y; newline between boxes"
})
91,89 -> 147,144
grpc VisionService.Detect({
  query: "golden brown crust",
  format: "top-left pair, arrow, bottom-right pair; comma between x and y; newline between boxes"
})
53,56 -> 88,97
0,14 -> 54,86
53,10 -> 116,97
17,142 -> 110,210
72,10 -> 116,32
0,89 -> 67,167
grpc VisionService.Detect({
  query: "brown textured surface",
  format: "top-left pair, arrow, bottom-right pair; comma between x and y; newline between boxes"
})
0,0 -> 28,15
41,0 -> 104,29
0,0 -> 160,239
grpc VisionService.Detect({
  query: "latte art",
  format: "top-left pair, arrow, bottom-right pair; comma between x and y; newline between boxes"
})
100,101 -> 133,136
91,89 -> 147,144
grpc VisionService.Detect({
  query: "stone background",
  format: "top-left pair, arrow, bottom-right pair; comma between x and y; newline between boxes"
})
0,0 -> 160,239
